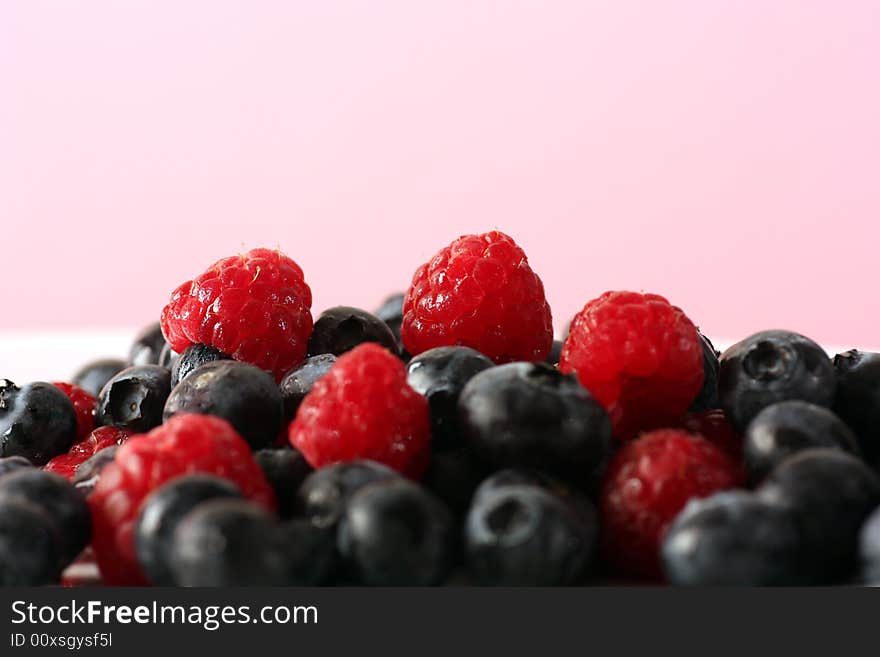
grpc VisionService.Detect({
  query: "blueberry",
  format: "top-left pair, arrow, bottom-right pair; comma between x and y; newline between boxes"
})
719,330 -> 835,432
689,332 -> 721,412
279,354 -> 336,423
743,401 -> 860,483
164,360 -> 282,450
0,469 -> 91,567
0,455 -> 33,478
279,520 -> 337,585
158,343 -> 179,370
406,346 -> 494,449
169,499 -> 289,586
170,343 -> 232,388
128,322 -> 169,366
465,484 -> 596,585
96,365 -> 171,432
295,460 -> 401,529
338,479 -> 456,586
758,448 -> 880,582
661,491 -> 801,586
373,292 -> 404,343
0,380 -> 77,465
473,468 -> 596,524
308,306 -> 400,357
0,499 -> 60,585
135,475 -> 243,585
72,446 -> 118,496
833,350 -> 880,466
859,505 -> 880,584
458,363 -> 612,483
422,446 -> 489,516
254,448 -> 313,518
71,358 -> 127,397
545,340 -> 563,366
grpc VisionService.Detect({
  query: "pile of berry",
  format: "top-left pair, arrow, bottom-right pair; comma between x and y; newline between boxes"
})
2,232 -> 880,587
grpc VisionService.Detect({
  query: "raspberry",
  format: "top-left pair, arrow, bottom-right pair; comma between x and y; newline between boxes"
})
43,426 -> 130,480
160,248 -> 313,381
52,382 -> 96,441
600,428 -> 741,579
401,231 -> 553,363
289,343 -> 430,478
89,414 -> 275,585
559,291 -> 704,439
681,409 -> 744,463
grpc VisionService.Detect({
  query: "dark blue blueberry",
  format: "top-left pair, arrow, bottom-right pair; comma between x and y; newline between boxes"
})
0,380 -> 77,465
338,479 -> 456,586
279,354 -> 336,423
661,491 -> 801,586
689,332 -> 721,412
458,363 -> 612,483
72,446 -> 118,496
743,400 -> 860,483
422,446 -> 489,516
859,505 -> 880,584
170,343 -> 232,388
833,350 -> 880,467
96,365 -> 171,432
169,499 -> 289,586
719,330 -> 835,432
307,306 -> 399,357
135,475 -> 243,585
758,448 -> 880,583
164,360 -> 282,450
406,346 -> 494,449
373,292 -> 404,344
254,448 -> 313,518
295,460 -> 400,529
158,343 -> 179,370
465,484 -> 596,585
71,358 -> 127,397
0,455 -> 33,478
0,469 -> 90,567
0,499 -> 60,586
128,322 -> 169,366
279,520 -> 337,585
473,468 -> 596,524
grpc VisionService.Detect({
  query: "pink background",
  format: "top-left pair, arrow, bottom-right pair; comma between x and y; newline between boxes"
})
2,1 -> 878,347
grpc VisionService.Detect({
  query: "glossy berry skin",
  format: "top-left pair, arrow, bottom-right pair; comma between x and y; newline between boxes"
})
129,322 -> 169,366
289,344 -> 431,478
472,468 -> 596,525
401,231 -> 553,364
338,479 -> 456,586
0,469 -> 91,567
560,291 -> 704,440
254,448 -> 313,518
0,499 -> 60,586
374,292 -> 405,344
0,380 -> 77,465
71,358 -> 127,397
458,363 -> 612,483
600,429 -> 741,580
680,410 -> 743,464
295,460 -> 401,528
158,343 -> 179,370
465,484 -> 596,586
44,426 -> 130,480
164,360 -> 283,451
833,350 -> 880,466
689,333 -> 721,412
52,382 -> 96,441
170,343 -> 233,388
0,455 -> 33,478
758,448 -> 880,583
406,346 -> 494,449
135,475 -> 243,585
160,248 -> 313,382
72,446 -> 119,496
278,354 -> 336,423
859,505 -> 880,584
96,365 -> 171,433
743,401 -> 859,484
169,499 -> 289,587
661,491 -> 801,586
308,306 -> 400,358
89,414 -> 275,585
718,330 -> 835,433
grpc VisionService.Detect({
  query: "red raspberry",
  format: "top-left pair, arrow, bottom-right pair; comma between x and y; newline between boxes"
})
681,409 -> 744,464
289,343 -> 430,478
600,428 -> 741,579
559,291 -> 704,439
89,414 -> 275,585
160,248 -> 313,381
401,231 -> 553,363
53,382 -> 96,441
44,426 -> 130,480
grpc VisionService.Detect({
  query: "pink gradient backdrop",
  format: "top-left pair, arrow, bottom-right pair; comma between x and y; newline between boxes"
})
1,1 -> 878,346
